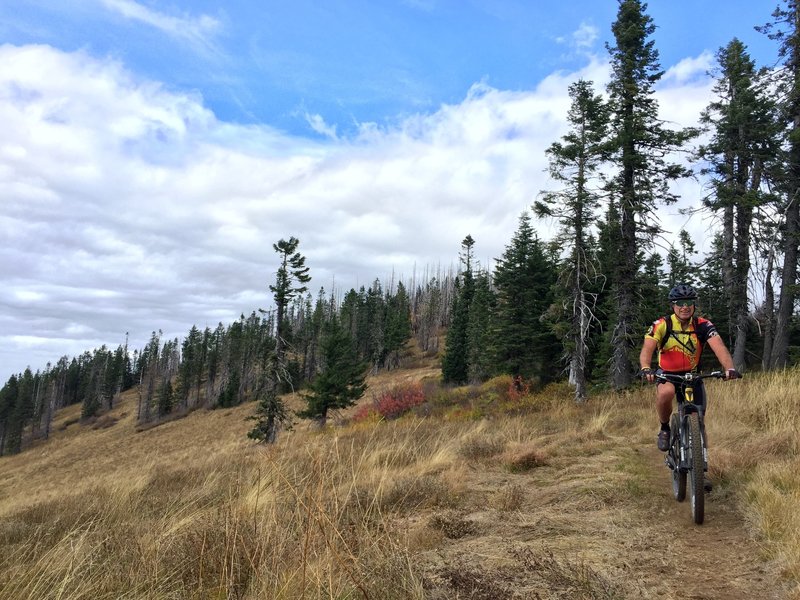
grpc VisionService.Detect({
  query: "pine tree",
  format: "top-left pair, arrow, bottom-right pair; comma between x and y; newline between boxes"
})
270,236 -> 311,364
298,316 -> 367,427
0,375 -> 19,455
605,0 -> 695,387
384,281 -> 412,369
249,236 -> 311,443
665,230 -> 698,288
442,235 -> 476,384
156,378 -> 174,416
536,79 -> 608,401
467,271 -> 496,382
176,325 -> 203,411
758,1 -> 800,368
492,213 -> 560,383
698,37 -> 779,371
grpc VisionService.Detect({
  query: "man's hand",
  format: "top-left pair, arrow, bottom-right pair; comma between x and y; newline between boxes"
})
638,367 -> 655,383
725,369 -> 741,380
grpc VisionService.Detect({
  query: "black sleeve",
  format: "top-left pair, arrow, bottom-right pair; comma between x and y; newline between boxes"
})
697,319 -> 718,344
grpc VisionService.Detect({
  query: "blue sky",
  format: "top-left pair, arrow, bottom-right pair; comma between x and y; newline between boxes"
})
2,1 -> 775,135
0,1 -> 784,381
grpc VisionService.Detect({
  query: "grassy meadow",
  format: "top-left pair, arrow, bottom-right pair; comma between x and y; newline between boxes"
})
0,363 -> 798,599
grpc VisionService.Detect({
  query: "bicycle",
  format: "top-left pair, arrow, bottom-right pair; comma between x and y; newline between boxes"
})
654,371 -> 730,525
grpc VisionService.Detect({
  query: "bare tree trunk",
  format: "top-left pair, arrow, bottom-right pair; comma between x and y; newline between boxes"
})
771,193 -> 800,368
772,4 -> 800,368
762,248 -> 776,370
611,191 -> 636,389
732,200 -> 753,371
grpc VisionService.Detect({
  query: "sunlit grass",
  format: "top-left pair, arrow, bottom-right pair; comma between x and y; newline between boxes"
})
0,365 -> 797,598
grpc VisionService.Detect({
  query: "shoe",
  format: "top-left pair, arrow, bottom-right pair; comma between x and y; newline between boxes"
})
657,429 -> 670,452
704,479 -> 713,493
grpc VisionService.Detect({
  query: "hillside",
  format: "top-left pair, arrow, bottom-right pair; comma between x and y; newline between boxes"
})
0,360 -> 798,599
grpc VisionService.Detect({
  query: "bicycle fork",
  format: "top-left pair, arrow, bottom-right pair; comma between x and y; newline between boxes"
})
664,415 -> 708,474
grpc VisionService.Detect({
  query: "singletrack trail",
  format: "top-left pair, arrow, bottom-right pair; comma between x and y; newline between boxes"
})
414,435 -> 791,599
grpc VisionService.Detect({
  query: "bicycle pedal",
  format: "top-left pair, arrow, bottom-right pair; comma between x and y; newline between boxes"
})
704,480 -> 713,493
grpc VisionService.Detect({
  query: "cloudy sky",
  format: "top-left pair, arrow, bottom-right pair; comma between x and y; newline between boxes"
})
0,1 -> 780,382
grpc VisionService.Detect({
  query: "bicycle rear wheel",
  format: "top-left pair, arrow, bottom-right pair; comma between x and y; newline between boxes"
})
688,412 -> 705,524
670,413 -> 686,501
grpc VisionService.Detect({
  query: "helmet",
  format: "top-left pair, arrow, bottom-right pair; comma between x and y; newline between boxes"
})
668,283 -> 697,302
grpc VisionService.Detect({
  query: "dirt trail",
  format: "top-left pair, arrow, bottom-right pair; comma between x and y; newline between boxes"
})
414,435 -> 791,599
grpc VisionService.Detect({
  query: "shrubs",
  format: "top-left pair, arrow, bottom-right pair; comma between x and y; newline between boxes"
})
352,383 -> 426,423
350,373 -> 556,426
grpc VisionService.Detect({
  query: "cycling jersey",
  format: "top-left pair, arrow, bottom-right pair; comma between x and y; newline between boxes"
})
645,314 -> 719,372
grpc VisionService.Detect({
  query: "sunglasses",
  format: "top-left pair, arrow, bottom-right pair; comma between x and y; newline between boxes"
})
671,300 -> 695,308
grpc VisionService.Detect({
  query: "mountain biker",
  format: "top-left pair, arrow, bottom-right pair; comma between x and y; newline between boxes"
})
638,283 -> 740,452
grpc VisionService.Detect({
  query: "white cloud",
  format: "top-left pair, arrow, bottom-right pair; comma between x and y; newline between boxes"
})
661,51 -> 715,86
305,113 -> 339,140
0,44 -> 719,381
98,0 -> 221,51
572,22 -> 599,49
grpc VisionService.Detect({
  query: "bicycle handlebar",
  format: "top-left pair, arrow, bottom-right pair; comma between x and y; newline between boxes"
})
654,371 -> 727,384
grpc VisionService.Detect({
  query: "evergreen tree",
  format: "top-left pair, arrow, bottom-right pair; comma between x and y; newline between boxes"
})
156,378 -> 174,416
638,252 -> 667,331
176,325 -> 203,411
384,282 -> 413,369
442,235 -> 476,384
605,0 -> 695,387
492,213 -> 559,383
698,37 -> 779,371
466,271 -> 496,382
758,1 -> 800,368
249,236 -> 311,443
699,235 -> 733,344
0,375 -> 19,455
298,316 -> 367,427
536,79 -> 608,401
665,230 -> 698,288
218,318 -> 243,408
270,236 -> 311,363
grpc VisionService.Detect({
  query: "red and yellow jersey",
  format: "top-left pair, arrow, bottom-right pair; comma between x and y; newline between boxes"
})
645,314 -> 719,372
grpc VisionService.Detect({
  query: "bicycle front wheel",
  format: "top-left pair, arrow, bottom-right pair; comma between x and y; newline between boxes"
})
688,412 -> 705,524
670,413 -> 686,502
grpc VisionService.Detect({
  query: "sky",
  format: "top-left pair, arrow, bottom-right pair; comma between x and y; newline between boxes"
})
0,0 -> 783,382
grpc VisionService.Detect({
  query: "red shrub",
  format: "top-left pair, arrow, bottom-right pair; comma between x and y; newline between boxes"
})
353,382 -> 426,423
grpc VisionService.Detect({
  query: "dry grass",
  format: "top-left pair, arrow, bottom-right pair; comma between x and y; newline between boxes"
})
0,363 -> 798,598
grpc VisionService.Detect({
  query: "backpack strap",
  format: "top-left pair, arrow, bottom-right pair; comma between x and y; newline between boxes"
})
658,315 -> 672,350
659,315 -> 699,352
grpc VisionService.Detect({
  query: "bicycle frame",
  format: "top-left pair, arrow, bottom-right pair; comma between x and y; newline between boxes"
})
656,371 -> 724,524
667,373 -> 706,465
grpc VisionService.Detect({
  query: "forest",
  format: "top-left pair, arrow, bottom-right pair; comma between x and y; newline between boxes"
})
2,0 -> 800,455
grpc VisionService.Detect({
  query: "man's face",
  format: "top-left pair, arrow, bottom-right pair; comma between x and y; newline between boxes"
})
671,299 -> 695,319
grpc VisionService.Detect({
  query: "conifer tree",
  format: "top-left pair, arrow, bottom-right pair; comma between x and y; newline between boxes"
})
605,0 -> 695,387
665,230 -> 698,288
442,235 -> 476,384
0,375 -> 18,455
384,282 -> 413,369
536,79 -> 608,401
758,1 -> 800,368
493,214 -> 559,383
249,236 -> 310,443
467,271 -> 496,382
271,237 -> 311,363
176,325 -> 203,411
698,37 -> 779,371
298,316 -> 367,427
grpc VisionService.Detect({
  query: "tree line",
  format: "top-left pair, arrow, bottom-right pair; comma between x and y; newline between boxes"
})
0,238 -> 459,453
442,0 -> 800,401
2,1 -> 800,450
